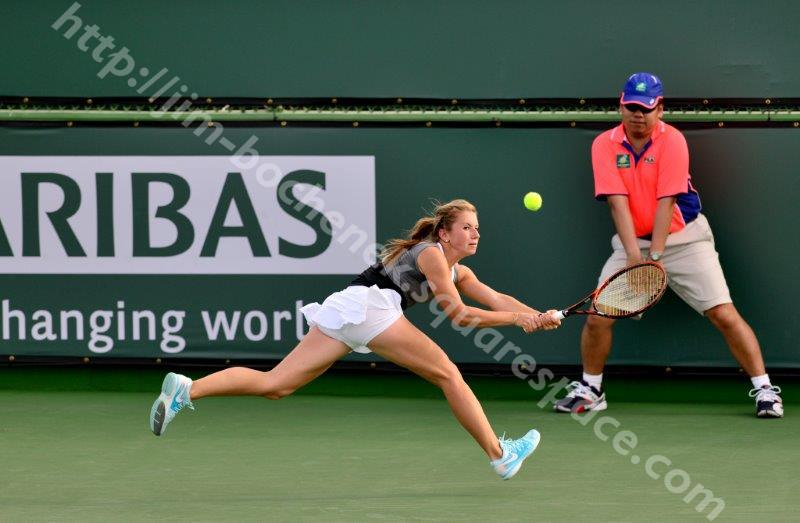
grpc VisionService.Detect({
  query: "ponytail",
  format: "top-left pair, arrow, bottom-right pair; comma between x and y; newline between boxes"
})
380,199 -> 476,266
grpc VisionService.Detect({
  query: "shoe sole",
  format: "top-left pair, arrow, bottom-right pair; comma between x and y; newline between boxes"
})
502,430 -> 541,480
554,399 -> 608,413
757,409 -> 783,418
149,373 -> 178,436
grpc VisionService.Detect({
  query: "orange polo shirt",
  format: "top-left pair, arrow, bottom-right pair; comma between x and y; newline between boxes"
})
591,121 -> 701,238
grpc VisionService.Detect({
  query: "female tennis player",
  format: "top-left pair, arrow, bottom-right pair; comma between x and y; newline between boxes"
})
149,199 -> 560,480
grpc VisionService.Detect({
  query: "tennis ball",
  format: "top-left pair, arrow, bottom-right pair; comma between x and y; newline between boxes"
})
523,191 -> 542,212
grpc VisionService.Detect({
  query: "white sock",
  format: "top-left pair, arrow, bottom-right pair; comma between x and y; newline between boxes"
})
750,374 -> 771,389
583,372 -> 603,390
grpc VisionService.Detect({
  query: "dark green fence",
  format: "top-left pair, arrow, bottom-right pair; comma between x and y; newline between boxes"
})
3,0 -> 800,99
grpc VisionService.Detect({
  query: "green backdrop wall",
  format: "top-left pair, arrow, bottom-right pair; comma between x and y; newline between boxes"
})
1,126 -> 797,367
1,0 -> 797,367
2,0 -> 800,99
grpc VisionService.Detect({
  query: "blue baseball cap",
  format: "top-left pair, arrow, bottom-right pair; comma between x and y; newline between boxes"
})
620,72 -> 663,108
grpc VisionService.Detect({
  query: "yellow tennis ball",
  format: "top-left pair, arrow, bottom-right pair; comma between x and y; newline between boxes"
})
523,191 -> 542,211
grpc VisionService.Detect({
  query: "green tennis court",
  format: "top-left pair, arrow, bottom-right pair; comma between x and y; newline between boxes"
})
3,2 -> 799,522
2,370 -> 796,522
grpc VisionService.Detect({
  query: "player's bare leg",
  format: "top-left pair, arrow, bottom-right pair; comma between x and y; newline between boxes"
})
581,315 -> 616,375
704,303 -> 766,376
553,315 -> 614,413
190,326 -> 351,400
367,316 -> 502,459
705,303 -> 782,417
368,316 -> 541,479
149,327 -> 350,435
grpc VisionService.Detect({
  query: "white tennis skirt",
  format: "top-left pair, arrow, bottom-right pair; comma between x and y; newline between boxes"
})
300,285 -> 403,354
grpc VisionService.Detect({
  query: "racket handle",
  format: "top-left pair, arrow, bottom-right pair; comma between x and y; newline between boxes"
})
552,310 -> 566,321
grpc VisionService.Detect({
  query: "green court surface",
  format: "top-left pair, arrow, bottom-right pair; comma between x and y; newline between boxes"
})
1,370 -> 797,522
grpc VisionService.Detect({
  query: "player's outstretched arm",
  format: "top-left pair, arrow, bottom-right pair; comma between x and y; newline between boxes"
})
453,263 -> 560,331
417,247 -> 550,332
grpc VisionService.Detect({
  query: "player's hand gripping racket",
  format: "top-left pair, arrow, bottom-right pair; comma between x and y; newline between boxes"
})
552,262 -> 668,320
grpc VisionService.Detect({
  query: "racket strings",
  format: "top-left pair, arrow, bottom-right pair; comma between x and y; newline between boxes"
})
594,265 -> 666,316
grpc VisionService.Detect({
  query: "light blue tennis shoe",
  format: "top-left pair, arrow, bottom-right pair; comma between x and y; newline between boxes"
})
490,429 -> 541,480
149,372 -> 194,436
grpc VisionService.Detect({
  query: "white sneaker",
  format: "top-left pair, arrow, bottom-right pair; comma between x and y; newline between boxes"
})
149,372 -> 194,435
749,385 -> 783,418
490,429 -> 541,480
553,380 -> 607,413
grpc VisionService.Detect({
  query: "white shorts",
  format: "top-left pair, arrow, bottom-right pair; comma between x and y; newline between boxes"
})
599,213 -> 732,315
300,285 -> 403,354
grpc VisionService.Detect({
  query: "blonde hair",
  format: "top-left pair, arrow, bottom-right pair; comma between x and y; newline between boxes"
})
380,199 -> 477,266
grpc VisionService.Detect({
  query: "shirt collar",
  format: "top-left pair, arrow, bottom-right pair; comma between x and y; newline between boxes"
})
609,121 -> 665,145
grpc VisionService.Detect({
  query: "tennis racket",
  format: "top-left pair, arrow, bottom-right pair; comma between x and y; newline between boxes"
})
552,262 -> 667,320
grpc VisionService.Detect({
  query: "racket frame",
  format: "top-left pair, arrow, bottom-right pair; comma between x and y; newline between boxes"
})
554,261 -> 667,320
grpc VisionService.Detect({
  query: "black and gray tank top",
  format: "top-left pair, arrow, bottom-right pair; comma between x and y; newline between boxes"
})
350,242 -> 458,310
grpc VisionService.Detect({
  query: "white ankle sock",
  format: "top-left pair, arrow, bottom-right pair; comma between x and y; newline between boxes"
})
750,374 -> 771,389
583,372 -> 603,390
